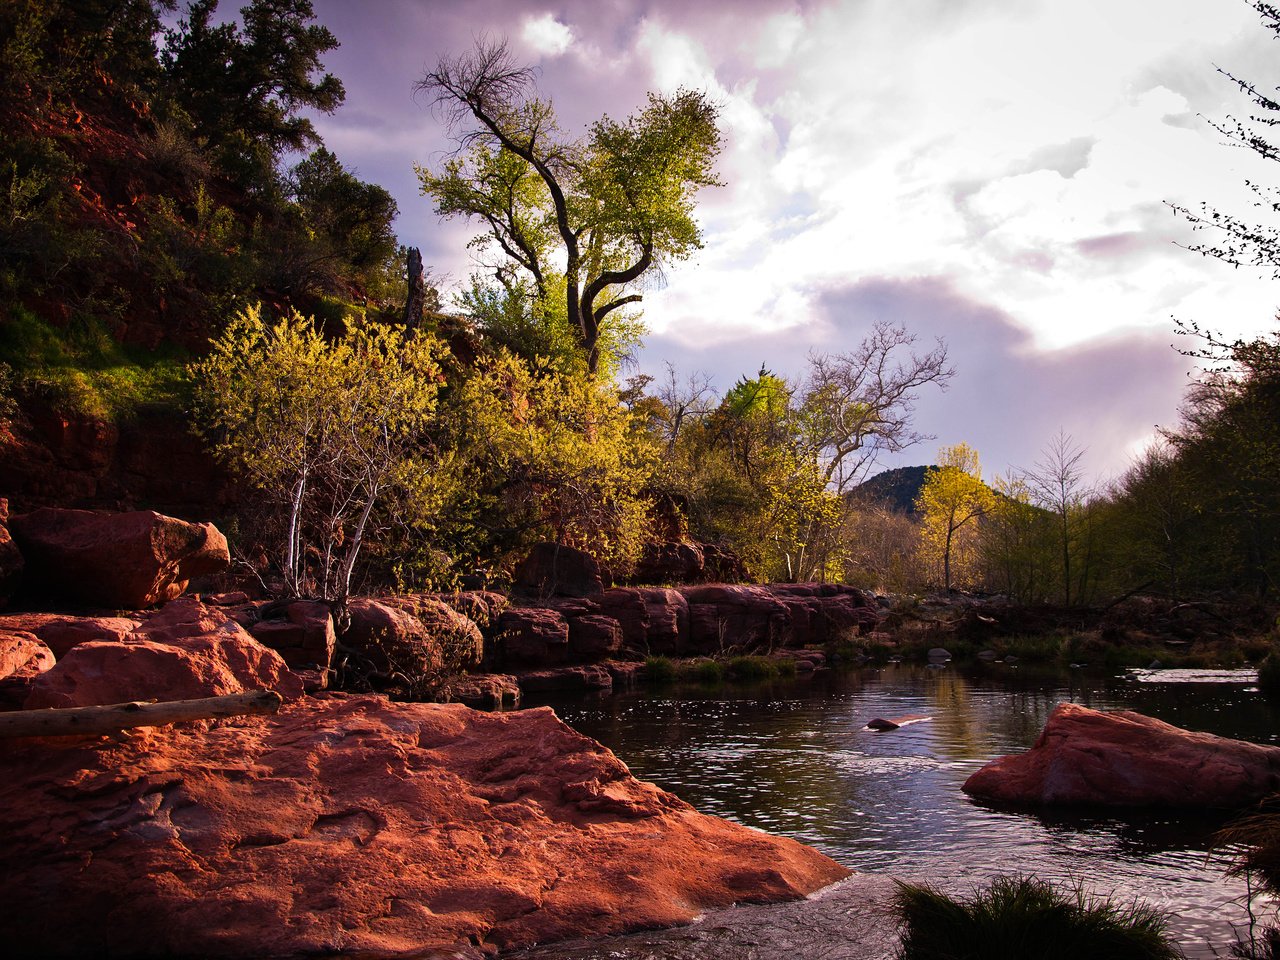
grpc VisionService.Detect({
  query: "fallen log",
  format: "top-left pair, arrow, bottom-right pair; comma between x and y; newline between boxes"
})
0,689 -> 283,739
865,713 -> 932,731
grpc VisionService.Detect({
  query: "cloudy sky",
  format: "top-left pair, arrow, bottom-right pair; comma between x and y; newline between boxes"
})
303,0 -> 1280,483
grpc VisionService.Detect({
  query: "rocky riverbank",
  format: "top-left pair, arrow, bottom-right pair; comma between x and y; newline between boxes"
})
0,506 -> 859,957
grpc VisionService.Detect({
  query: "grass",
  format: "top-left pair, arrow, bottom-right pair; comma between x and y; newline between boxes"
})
0,306 -> 189,421
644,655 -> 676,682
892,876 -> 1184,960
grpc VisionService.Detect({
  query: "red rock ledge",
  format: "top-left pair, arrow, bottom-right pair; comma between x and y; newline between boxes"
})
963,701 -> 1280,808
0,696 -> 849,959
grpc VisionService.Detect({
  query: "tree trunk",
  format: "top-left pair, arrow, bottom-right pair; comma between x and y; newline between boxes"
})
0,690 -> 283,739
403,247 -> 425,328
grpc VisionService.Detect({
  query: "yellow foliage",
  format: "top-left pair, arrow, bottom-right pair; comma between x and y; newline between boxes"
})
916,443 -> 995,590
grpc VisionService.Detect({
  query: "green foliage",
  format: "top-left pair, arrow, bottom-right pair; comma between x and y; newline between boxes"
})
189,304 -> 449,600
0,306 -> 188,420
892,876 -> 1183,960
160,0 -> 343,184
435,349 -> 656,578
419,40 -> 722,373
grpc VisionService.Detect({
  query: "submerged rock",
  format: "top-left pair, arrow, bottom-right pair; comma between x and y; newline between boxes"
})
0,697 -> 849,958
963,702 -> 1280,809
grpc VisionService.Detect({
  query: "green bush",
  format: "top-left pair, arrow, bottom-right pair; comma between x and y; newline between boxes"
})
892,876 -> 1183,960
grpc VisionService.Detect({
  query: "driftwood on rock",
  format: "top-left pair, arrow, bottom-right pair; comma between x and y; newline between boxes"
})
0,689 -> 282,739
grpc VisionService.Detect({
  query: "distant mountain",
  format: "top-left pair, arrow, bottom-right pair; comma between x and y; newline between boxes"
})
850,465 -> 933,515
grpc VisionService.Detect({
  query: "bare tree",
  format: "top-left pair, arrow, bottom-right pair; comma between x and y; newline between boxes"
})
1024,431 -> 1091,605
654,361 -> 716,453
796,321 -> 953,493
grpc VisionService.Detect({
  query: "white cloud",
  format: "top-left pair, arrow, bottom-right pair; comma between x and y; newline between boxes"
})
521,13 -> 573,57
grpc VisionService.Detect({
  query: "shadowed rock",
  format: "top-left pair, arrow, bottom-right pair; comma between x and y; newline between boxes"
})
10,507 -> 228,609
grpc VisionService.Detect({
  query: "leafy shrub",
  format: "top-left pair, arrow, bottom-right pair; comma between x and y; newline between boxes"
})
892,876 -> 1183,960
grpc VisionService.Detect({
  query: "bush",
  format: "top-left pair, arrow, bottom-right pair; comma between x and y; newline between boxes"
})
892,876 -> 1183,960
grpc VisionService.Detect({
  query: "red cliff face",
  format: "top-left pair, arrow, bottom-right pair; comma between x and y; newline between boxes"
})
963,702 -> 1280,809
0,696 -> 850,959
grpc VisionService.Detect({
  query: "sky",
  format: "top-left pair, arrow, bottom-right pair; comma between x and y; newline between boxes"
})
300,0 -> 1280,484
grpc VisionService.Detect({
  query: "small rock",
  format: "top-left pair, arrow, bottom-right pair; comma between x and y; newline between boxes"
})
977,649 -> 998,661
927,647 -> 951,661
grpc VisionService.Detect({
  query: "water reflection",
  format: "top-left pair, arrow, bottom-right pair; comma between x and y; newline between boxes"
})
529,664 -> 1279,957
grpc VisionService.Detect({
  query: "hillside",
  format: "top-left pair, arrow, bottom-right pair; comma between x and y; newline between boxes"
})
850,465 -> 932,515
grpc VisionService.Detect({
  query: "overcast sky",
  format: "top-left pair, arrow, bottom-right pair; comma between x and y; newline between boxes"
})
303,0 -> 1280,484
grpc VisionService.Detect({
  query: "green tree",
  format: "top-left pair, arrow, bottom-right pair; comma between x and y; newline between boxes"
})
189,305 -> 447,602
160,0 -> 343,188
417,40 -> 722,374
917,443 -> 994,592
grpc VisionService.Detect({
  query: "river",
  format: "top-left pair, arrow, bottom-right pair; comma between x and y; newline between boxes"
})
520,662 -> 1278,958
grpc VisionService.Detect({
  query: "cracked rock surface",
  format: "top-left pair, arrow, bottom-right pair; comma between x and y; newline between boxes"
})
0,695 -> 848,958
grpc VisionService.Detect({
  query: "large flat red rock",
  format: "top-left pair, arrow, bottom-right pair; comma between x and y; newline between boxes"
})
0,696 -> 849,958
963,702 -> 1280,808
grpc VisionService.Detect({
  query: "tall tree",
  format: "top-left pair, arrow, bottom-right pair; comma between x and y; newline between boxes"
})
161,0 -> 343,185
916,443 -> 994,592
1024,431 -> 1091,605
417,40 -> 722,374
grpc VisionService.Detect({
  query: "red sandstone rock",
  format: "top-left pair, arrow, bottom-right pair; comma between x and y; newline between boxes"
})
634,539 -> 705,584
343,597 -> 442,679
384,595 -> 485,668
9,507 -> 230,609
682,584 -> 790,652
0,632 -> 54,680
498,606 -> 571,667
24,597 -> 303,709
433,589 -> 509,629
0,697 -> 849,958
963,702 -> 1280,808
0,612 -> 141,657
517,664 -> 614,693
597,587 -> 689,655
567,613 -> 623,658
440,672 -> 522,709
249,601 -> 336,684
0,497 -> 22,609
513,542 -> 605,598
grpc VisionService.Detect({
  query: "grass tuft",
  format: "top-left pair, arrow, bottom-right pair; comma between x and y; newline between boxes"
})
892,876 -> 1183,960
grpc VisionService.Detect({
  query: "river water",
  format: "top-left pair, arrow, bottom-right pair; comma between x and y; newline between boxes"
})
524,662 -> 1279,958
